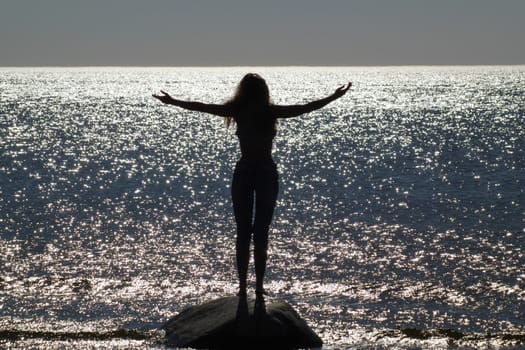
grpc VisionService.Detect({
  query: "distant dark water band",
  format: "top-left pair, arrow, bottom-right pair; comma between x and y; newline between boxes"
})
378,328 -> 525,344
1,327 -> 524,345
0,328 -> 161,342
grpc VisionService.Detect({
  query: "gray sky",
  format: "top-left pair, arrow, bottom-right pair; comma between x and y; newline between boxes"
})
1,0 -> 524,66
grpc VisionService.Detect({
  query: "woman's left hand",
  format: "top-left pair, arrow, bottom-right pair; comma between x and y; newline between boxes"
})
152,90 -> 174,104
333,82 -> 352,98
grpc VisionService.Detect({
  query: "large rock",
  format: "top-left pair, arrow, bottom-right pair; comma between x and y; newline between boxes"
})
162,295 -> 323,349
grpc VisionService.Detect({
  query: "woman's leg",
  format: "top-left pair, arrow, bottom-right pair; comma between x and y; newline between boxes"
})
253,164 -> 278,295
231,163 -> 254,295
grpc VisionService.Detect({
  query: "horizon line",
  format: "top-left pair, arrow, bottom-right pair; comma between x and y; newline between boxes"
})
1,64 -> 524,69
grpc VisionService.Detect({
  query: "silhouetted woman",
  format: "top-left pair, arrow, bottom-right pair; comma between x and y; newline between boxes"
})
153,74 -> 351,299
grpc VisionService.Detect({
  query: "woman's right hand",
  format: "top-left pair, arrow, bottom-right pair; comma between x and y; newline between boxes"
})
333,82 -> 352,98
152,90 -> 174,104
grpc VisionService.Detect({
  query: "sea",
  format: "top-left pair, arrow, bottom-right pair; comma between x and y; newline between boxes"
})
1,66 -> 524,349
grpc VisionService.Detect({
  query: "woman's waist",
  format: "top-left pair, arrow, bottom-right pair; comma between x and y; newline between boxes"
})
238,145 -> 273,161
238,156 -> 275,164
235,156 -> 277,173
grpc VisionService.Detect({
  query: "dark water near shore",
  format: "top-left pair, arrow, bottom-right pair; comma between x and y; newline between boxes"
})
1,66 -> 524,349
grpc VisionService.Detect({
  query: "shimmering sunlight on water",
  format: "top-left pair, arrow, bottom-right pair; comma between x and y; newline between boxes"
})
1,66 -> 524,349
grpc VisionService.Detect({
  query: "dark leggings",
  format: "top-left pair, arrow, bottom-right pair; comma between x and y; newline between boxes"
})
231,158 -> 278,293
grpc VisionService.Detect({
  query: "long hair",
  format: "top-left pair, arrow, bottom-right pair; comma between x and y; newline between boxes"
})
225,73 -> 274,128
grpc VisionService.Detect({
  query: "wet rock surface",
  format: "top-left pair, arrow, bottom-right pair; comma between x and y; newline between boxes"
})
162,295 -> 322,349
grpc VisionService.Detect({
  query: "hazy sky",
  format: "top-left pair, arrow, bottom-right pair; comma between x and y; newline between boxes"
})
1,0 -> 524,66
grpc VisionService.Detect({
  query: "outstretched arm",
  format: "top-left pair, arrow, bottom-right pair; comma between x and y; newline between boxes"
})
152,90 -> 232,117
272,82 -> 352,119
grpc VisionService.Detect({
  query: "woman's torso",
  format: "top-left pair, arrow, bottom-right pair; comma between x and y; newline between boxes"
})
233,105 -> 277,161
